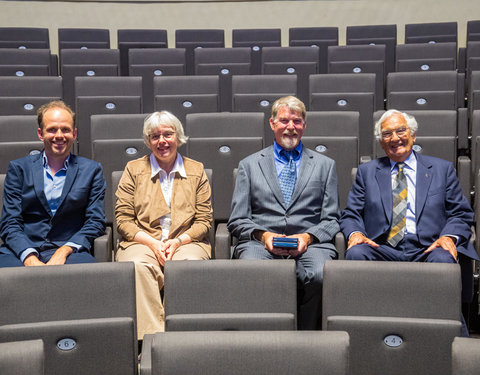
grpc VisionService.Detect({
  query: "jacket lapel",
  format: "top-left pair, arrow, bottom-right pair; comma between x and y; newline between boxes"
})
376,157 -> 393,225
258,147 -> 286,208
415,153 -> 433,221
169,173 -> 195,236
32,153 -> 52,217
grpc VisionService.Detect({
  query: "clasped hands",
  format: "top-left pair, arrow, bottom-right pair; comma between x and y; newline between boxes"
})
347,232 -> 458,260
256,230 -> 312,257
24,245 -> 73,267
149,238 -> 182,266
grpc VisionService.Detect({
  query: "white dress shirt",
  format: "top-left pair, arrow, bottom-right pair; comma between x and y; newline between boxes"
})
149,153 -> 187,241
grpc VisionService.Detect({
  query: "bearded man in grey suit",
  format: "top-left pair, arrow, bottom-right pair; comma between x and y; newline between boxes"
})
227,96 -> 340,330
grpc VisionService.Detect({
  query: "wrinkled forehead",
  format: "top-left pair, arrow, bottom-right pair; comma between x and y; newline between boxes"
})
150,123 -> 176,133
381,113 -> 407,130
276,106 -> 303,119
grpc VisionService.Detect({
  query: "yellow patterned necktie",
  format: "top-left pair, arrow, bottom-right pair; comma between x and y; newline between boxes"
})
387,162 -> 407,247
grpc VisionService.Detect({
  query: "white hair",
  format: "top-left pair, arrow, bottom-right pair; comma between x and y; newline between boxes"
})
374,110 -> 418,140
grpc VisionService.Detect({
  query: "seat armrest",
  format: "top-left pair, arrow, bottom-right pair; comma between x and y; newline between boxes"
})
335,232 -> 346,260
215,223 -> 232,259
140,334 -> 154,375
93,226 -> 113,262
457,156 -> 472,203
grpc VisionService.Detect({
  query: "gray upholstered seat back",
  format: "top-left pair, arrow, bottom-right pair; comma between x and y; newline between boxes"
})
150,331 -> 349,375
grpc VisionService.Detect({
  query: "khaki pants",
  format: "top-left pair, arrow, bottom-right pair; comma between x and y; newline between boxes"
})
116,242 -> 210,340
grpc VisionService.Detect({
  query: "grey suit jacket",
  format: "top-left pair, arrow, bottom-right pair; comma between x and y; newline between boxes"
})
227,145 -> 340,244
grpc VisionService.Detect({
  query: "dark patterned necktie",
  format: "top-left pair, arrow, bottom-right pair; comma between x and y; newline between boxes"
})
387,162 -> 407,247
279,150 -> 297,206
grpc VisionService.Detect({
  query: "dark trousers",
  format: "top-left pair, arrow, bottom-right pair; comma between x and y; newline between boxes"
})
235,239 -> 336,330
0,248 -> 96,268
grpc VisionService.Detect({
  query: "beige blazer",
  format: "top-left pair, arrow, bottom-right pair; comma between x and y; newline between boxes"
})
115,155 -> 212,255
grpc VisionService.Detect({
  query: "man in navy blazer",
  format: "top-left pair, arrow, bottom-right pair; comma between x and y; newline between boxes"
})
0,100 -> 106,267
340,109 -> 476,263
228,96 -> 340,330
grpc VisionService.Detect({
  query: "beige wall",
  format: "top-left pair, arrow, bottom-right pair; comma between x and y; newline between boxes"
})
1,0 -> 479,53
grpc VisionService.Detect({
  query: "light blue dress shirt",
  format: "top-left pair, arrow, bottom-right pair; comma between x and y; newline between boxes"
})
273,141 -> 303,179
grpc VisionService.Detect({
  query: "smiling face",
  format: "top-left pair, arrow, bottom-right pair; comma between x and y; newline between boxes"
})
379,113 -> 416,163
148,124 -> 179,172
270,106 -> 306,150
37,107 -> 77,162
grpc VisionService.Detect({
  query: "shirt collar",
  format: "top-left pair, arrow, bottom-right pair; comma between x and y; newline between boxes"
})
42,151 -> 70,171
389,151 -> 416,172
273,141 -> 303,162
150,152 -> 187,179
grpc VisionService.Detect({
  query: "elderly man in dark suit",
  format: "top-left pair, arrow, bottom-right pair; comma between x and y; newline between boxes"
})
0,100 -> 106,267
340,109 -> 477,335
228,96 -> 340,330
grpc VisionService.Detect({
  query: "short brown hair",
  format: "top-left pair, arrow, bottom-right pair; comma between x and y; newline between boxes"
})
271,96 -> 306,121
37,100 -> 75,129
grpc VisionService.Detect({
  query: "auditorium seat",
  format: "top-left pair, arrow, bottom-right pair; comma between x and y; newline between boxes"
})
232,74 -> 297,145
164,259 -> 297,331
405,21 -> 457,44
0,48 -> 55,76
194,47 -> 251,111
128,48 -> 186,113
90,113 -> 149,225
0,115 -> 43,173
0,76 -> 62,116
466,41 -> 480,88
60,48 -> 120,110
323,260 -> 462,375
0,27 -> 50,49
74,76 -> 143,158
395,42 -> 457,72
0,262 -> 137,374
261,46 -> 319,107
117,29 -> 168,76
309,73 -> 376,158
153,75 -> 220,124
386,71 -> 465,110
175,29 -> 224,75
143,330 -> 349,375
58,28 -> 110,50
185,112 -> 264,222
467,20 -> 480,42
302,111 -> 359,209
289,27 -> 338,74
232,28 -> 281,75
346,24 -> 397,74
327,44 -> 386,110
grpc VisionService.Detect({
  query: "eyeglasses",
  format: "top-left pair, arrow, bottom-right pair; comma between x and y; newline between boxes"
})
149,132 -> 176,142
275,118 -> 304,126
381,127 -> 409,140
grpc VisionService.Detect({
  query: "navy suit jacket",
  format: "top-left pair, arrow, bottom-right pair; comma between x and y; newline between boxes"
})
0,153 -> 106,260
340,153 -> 478,260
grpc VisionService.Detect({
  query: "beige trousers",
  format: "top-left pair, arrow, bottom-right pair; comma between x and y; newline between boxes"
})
116,242 -> 210,340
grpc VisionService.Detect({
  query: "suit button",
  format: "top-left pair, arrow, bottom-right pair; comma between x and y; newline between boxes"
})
285,214 -> 289,218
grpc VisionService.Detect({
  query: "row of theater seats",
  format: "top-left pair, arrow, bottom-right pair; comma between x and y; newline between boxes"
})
2,43 -> 478,114
0,70 -> 478,156
0,259 -> 477,375
0,21 -> 479,74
